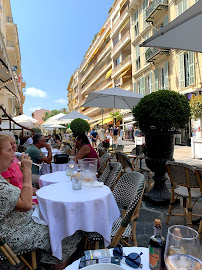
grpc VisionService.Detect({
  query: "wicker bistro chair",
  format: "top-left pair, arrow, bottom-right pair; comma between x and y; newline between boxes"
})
97,147 -> 107,158
0,237 -> 37,269
97,153 -> 110,176
85,171 -> 145,249
115,151 -> 134,174
166,161 -> 202,226
98,162 -> 122,190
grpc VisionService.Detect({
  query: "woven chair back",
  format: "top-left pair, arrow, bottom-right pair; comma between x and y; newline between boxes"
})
98,162 -> 122,189
166,161 -> 199,188
115,151 -> 133,170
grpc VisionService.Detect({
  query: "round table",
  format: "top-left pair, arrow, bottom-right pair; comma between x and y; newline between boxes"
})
33,182 -> 120,260
39,171 -> 71,187
41,147 -> 63,156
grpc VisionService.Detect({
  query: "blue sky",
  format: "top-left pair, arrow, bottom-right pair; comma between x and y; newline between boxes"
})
10,0 -> 115,116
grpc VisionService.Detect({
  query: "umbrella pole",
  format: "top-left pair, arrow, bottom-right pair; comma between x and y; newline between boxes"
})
102,108 -> 103,127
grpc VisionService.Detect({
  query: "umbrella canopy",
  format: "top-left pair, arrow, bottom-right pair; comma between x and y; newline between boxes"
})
82,88 -> 144,110
140,0 -> 202,52
13,114 -> 38,124
43,124 -> 66,129
58,110 -> 91,124
42,113 -> 66,125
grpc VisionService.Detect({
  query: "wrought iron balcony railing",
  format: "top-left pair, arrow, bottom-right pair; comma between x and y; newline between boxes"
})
146,0 -> 168,22
145,47 -> 169,62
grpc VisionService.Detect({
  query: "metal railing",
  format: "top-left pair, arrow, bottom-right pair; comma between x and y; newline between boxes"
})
112,30 -> 130,55
6,40 -> 14,47
146,0 -> 168,20
112,55 -> 131,75
145,47 -> 169,61
5,16 -> 13,23
111,5 -> 129,33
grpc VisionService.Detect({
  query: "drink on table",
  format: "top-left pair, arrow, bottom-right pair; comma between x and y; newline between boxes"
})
66,156 -> 75,176
72,169 -> 82,190
165,225 -> 202,270
149,219 -> 165,270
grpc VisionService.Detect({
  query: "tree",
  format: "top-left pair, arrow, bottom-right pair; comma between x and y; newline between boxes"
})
110,111 -> 123,125
42,108 -> 68,121
70,118 -> 90,137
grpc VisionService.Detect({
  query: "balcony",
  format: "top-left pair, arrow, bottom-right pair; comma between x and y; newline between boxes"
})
112,55 -> 131,77
145,47 -> 170,62
5,16 -> 13,23
121,80 -> 132,90
111,5 -> 129,34
6,40 -> 14,47
111,30 -> 130,57
146,0 -> 168,23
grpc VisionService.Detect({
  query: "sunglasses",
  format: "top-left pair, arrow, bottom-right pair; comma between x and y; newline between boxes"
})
113,244 -> 143,269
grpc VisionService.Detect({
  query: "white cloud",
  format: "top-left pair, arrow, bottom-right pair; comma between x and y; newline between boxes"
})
54,98 -> 67,104
29,106 -> 42,112
25,87 -> 48,98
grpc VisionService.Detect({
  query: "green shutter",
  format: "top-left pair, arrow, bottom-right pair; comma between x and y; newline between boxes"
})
164,62 -> 169,89
163,16 -> 168,27
133,81 -> 136,93
150,71 -> 153,93
140,76 -> 145,95
178,54 -> 185,89
154,68 -> 158,91
188,51 -> 195,85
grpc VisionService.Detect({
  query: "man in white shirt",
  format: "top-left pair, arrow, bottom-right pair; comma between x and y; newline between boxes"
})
27,135 -> 33,145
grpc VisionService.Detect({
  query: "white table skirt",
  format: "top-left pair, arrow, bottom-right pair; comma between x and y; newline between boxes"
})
34,182 -> 120,260
41,147 -> 63,156
39,171 -> 71,187
40,163 -> 67,176
64,247 -> 150,270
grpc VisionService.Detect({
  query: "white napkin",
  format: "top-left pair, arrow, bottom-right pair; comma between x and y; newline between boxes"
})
64,259 -> 81,270
32,205 -> 48,226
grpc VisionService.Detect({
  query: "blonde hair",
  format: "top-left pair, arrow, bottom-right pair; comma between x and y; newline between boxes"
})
0,134 -> 10,153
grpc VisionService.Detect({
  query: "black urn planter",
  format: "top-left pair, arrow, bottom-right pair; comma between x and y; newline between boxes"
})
143,131 -> 175,205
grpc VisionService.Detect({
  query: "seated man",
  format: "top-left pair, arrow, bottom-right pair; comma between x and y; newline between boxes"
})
25,133 -> 52,178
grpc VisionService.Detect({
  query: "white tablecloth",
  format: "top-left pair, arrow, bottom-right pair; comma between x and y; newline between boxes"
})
64,247 -> 150,270
33,182 -> 120,260
41,147 -> 63,156
40,163 -> 67,176
39,171 -> 71,187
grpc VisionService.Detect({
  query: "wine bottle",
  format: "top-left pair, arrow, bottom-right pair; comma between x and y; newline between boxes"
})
149,219 -> 166,270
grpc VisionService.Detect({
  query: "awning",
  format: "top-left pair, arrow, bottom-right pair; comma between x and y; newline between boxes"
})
90,120 -> 102,127
120,0 -> 127,10
105,69 -> 112,80
103,117 -> 113,124
117,67 -> 131,79
119,18 -> 129,33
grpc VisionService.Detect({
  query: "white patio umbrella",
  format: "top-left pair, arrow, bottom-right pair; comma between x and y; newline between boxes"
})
42,113 -> 66,126
81,88 -> 144,145
13,114 -> 38,125
140,0 -> 202,52
43,124 -> 66,129
58,110 -> 91,124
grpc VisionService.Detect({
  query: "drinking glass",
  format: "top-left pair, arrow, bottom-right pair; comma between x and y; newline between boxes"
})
66,156 -> 75,176
164,225 -> 202,270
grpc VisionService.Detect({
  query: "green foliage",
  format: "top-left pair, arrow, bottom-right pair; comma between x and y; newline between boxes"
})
70,118 -> 90,137
33,127 -> 42,134
110,111 -> 123,122
42,108 -> 68,121
133,90 -> 191,132
190,95 -> 202,120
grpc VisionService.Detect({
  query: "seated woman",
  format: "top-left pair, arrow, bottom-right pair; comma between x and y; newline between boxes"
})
0,134 -> 82,270
54,134 -> 61,148
70,134 -> 100,168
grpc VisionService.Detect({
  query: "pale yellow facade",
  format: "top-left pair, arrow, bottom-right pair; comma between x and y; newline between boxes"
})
67,0 -> 201,131
0,0 -> 25,117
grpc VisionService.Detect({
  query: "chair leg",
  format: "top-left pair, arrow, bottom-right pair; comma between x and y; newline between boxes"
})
31,251 -> 37,270
199,218 -> 202,239
19,256 -> 33,270
132,220 -> 137,247
166,203 -> 173,225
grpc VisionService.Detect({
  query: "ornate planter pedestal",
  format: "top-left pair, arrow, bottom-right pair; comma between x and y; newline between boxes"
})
143,132 -> 175,206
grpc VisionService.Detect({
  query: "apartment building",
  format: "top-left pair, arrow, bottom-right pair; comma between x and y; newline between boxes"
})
67,0 -> 133,126
0,0 -> 25,119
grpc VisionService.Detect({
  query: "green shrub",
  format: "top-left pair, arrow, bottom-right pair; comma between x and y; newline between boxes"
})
133,90 -> 191,132
70,118 -> 90,137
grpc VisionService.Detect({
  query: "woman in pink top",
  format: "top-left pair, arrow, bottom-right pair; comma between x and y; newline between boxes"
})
1,134 -> 23,189
70,134 -> 100,168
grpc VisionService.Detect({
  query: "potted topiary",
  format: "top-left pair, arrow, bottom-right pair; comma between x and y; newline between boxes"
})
133,90 -> 191,205
190,95 -> 202,137
70,118 -> 90,137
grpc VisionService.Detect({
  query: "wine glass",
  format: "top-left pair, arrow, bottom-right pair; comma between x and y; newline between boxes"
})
164,225 -> 202,270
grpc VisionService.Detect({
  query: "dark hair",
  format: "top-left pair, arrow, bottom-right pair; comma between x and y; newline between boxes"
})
55,134 -> 61,141
33,133 -> 43,144
77,134 -> 90,145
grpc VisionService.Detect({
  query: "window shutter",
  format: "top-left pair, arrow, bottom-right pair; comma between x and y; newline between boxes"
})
163,16 -> 168,27
164,61 -> 169,89
150,71 -> 153,93
183,0 -> 188,12
178,54 -> 185,89
133,81 -> 136,93
188,51 -> 195,85
154,68 -> 158,91
140,76 -> 145,95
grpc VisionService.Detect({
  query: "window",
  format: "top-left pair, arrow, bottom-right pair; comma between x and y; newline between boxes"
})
140,76 -> 145,95
133,10 -> 139,37
135,45 -> 140,70
146,72 -> 153,94
178,52 -> 195,89
161,67 -> 165,89
133,80 -> 136,92
143,0 -> 148,27
144,34 -> 150,63
115,56 -> 120,67
114,34 -> 119,46
177,0 -> 188,16
160,62 -> 169,89
154,68 -> 158,91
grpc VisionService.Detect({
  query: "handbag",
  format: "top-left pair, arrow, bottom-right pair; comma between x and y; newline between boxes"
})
54,154 -> 69,164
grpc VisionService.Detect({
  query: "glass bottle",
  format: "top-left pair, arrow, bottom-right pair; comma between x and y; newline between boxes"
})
149,219 -> 166,270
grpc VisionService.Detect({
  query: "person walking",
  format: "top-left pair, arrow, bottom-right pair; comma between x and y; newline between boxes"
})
90,128 -> 98,148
